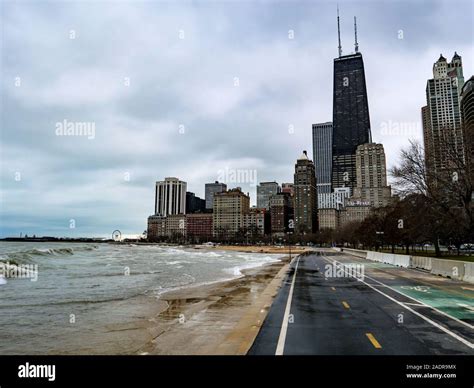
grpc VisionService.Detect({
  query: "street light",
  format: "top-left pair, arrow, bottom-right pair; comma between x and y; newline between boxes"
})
288,219 -> 294,261
288,231 -> 293,260
376,231 -> 384,251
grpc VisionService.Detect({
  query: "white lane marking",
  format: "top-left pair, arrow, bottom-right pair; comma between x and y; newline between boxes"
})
322,256 -> 474,350
403,302 -> 428,307
326,256 -> 474,331
275,255 -> 301,355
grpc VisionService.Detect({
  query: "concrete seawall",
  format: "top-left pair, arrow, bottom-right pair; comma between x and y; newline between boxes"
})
336,247 -> 474,284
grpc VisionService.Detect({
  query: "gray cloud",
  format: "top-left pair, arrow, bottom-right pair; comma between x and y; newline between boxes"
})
1,0 -> 473,237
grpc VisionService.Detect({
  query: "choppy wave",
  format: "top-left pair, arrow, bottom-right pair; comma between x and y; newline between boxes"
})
0,245 -> 99,264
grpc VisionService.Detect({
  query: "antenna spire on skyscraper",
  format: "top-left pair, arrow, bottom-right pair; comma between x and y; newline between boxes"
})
354,16 -> 359,53
337,5 -> 342,57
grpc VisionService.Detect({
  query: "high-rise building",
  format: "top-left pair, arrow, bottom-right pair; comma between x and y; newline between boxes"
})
147,214 -> 186,240
147,215 -> 167,241
186,213 -> 213,242
185,191 -> 206,214
312,122 -> 333,196
269,192 -> 294,235
339,201 -> 372,226
205,181 -> 227,210
318,208 -> 340,230
318,187 -> 350,209
353,143 -> 391,207
422,53 -> 465,176
257,181 -> 281,210
243,207 -> 267,236
332,15 -> 371,192
166,214 -> 187,239
461,76 -> 474,176
155,177 -> 187,216
294,151 -> 318,233
421,105 -> 433,169
281,183 -> 294,197
212,188 -> 250,238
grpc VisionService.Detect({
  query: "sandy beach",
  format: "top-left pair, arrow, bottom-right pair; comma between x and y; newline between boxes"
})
196,244 -> 311,255
136,254 -> 292,355
0,242 -> 296,355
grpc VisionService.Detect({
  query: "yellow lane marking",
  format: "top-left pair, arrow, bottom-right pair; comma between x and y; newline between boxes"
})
331,287 -> 336,291
366,333 -> 382,349
342,301 -> 350,309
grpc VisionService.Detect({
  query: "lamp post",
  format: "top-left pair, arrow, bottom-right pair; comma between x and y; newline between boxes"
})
288,219 -> 294,261
376,231 -> 384,251
288,232 -> 293,260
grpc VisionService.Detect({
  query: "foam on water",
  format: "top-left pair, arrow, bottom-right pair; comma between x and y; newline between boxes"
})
0,241 -> 283,354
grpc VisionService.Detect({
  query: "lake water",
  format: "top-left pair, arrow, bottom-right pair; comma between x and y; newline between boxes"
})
0,242 -> 281,354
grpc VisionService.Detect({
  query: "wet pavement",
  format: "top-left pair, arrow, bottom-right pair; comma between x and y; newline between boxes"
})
249,252 -> 474,355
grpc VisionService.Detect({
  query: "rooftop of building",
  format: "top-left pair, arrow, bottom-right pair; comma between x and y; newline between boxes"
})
258,181 -> 279,185
156,177 -> 185,183
298,150 -> 309,160
312,122 -> 333,127
461,75 -> 474,95
356,142 -> 385,150
215,187 -> 250,197
205,181 -> 226,186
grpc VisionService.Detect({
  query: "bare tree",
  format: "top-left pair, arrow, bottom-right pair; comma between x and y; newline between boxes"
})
390,138 -> 474,255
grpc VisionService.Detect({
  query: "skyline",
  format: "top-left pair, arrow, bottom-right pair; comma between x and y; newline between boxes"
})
1,0 -> 474,237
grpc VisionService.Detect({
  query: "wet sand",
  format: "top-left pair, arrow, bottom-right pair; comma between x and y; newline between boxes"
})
135,255 -> 291,355
199,244 -> 311,255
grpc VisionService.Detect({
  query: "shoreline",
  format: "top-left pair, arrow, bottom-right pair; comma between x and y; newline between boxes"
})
0,244 -> 295,355
136,254 -> 292,355
195,244 -> 312,255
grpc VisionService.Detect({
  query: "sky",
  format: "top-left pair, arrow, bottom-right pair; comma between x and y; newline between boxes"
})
1,0 -> 473,238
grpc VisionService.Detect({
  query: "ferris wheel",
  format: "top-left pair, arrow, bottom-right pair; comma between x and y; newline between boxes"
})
112,230 -> 122,242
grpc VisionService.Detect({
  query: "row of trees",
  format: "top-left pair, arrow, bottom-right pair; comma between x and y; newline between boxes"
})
323,138 -> 474,256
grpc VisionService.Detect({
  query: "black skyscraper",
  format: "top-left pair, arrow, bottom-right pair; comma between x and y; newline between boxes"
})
331,14 -> 371,192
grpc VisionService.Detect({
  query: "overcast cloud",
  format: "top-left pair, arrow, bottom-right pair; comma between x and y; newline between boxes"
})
1,0 -> 473,237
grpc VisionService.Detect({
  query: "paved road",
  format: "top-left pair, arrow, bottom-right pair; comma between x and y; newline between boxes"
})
248,251 -> 474,355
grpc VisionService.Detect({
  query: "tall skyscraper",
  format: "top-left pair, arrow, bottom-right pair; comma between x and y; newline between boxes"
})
421,105 -> 433,168
353,143 -> 391,207
312,122 -> 333,196
422,53 -> 465,176
205,181 -> 227,210
155,177 -> 187,216
257,181 -> 281,209
332,14 -> 371,192
461,76 -> 474,174
294,151 -> 318,233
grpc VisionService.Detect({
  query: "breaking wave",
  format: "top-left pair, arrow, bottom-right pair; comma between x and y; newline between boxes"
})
0,246 -> 98,264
